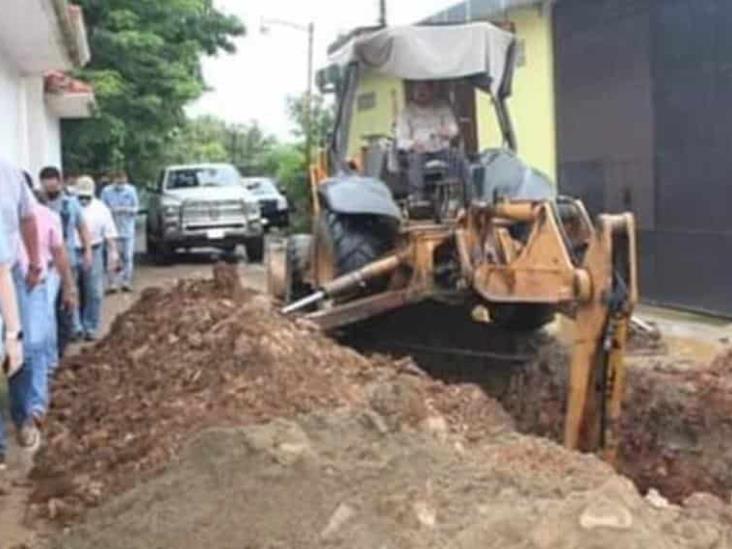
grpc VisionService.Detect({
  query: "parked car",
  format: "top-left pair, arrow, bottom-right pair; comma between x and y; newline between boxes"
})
147,163 -> 265,262
241,176 -> 289,230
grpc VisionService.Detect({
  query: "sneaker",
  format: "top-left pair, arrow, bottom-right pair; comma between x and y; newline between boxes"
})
84,332 -> 97,342
18,423 -> 41,453
31,410 -> 45,431
121,285 -> 133,293
106,287 -> 119,295
71,331 -> 84,343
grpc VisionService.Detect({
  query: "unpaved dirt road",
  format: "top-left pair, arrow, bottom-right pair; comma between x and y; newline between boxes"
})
0,253 -> 264,548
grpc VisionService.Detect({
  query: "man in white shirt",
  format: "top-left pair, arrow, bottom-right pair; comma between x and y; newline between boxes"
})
396,81 -> 459,154
72,176 -> 118,341
395,81 -> 463,202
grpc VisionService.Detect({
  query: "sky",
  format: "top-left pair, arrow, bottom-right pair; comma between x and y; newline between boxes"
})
187,0 -> 457,140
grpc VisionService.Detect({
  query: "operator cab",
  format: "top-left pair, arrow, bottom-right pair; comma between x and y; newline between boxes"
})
318,23 -> 555,224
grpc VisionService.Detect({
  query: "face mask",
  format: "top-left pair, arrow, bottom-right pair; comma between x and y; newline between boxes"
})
46,190 -> 61,200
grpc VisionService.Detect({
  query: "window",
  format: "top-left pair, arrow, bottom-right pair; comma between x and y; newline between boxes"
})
166,166 -> 240,190
357,92 -> 377,111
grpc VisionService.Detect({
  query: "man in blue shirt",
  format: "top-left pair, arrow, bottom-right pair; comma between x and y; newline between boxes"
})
101,171 -> 139,292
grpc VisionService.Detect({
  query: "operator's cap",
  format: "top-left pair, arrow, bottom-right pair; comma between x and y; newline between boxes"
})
75,175 -> 96,198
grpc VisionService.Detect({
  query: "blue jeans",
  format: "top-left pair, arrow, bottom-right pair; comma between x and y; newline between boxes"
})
110,237 -> 135,288
8,267 -> 50,429
73,246 -> 104,337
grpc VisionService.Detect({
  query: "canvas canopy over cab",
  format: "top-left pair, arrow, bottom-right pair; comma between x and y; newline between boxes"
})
320,22 -> 519,170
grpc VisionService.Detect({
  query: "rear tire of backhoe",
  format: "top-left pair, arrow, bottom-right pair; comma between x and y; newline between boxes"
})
489,304 -> 556,331
316,210 -> 396,291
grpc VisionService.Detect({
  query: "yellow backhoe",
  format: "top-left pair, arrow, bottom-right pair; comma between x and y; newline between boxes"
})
267,22 -> 637,462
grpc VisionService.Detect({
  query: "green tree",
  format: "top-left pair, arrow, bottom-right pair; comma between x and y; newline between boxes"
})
262,144 -> 309,231
286,92 -> 335,156
162,116 -> 276,171
62,0 -> 244,181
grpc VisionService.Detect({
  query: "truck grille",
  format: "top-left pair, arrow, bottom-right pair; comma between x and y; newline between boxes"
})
259,199 -> 278,215
182,200 -> 246,228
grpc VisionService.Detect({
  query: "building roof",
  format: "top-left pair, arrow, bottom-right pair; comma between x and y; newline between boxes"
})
0,0 -> 91,73
424,0 -> 554,24
328,23 -> 515,95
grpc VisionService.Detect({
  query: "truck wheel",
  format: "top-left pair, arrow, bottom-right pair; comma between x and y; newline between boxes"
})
316,211 -> 396,286
155,242 -> 175,265
489,304 -> 555,331
246,237 -> 265,263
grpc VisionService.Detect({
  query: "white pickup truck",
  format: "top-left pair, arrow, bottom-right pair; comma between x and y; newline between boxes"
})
146,163 -> 265,261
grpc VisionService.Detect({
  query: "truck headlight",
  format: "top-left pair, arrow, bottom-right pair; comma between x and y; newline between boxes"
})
163,204 -> 180,218
276,197 -> 288,211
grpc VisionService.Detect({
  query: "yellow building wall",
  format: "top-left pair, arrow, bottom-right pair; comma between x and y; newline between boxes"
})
476,8 -> 557,180
347,69 -> 405,158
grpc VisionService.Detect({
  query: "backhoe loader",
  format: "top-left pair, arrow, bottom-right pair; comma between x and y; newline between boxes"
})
266,22 -> 637,463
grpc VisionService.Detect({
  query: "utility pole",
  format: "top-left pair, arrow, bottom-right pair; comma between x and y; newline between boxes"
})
379,0 -> 387,27
305,22 -> 315,169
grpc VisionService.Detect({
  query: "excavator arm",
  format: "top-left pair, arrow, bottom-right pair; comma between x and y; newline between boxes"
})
564,213 -> 637,462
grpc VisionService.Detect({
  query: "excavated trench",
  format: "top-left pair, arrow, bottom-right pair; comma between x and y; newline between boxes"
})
340,301 -> 732,504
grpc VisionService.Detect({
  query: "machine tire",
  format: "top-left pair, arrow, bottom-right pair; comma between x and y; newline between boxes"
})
246,237 -> 265,263
317,211 -> 395,280
489,304 -> 555,331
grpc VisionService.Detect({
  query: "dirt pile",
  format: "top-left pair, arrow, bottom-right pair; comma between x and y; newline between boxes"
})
54,410 -> 732,549
620,348 -> 732,502
31,264 -> 511,518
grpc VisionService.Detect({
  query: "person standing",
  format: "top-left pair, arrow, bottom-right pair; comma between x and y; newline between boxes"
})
24,174 -> 77,386
0,158 -> 44,451
101,171 -> 139,293
14,174 -> 76,429
39,166 -> 92,351
0,223 -> 24,473
73,176 -> 119,341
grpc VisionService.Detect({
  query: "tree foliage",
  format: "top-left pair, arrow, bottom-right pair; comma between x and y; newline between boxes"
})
62,0 -> 244,180
162,116 -> 275,169
286,92 -> 335,155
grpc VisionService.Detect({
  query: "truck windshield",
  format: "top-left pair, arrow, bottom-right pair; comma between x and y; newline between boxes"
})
167,167 -> 240,189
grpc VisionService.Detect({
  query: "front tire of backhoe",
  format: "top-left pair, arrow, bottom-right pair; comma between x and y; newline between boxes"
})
316,211 -> 395,291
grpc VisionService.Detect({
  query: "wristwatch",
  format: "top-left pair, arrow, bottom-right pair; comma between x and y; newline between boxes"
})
6,330 -> 23,341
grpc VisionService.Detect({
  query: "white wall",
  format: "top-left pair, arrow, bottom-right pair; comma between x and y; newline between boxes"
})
0,55 -> 64,179
44,108 -> 62,172
24,75 -> 63,178
0,51 -> 21,163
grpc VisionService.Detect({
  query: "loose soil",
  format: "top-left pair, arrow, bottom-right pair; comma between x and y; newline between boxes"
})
31,264 -> 510,521
26,265 -> 732,547
54,411 -> 732,549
